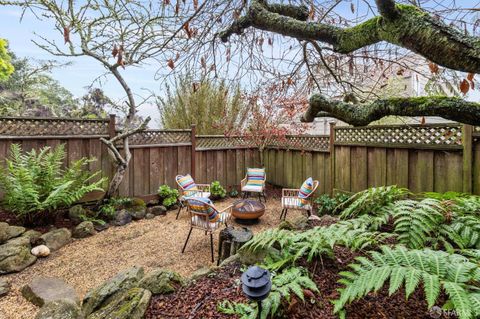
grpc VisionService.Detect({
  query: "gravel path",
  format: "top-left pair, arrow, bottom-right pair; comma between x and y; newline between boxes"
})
0,198 -> 297,319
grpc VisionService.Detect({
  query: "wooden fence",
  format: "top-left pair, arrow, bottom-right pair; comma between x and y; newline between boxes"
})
1,116 -> 479,199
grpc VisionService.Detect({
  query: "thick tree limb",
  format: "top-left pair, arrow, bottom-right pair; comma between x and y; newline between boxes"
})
301,95 -> 480,126
219,0 -> 480,74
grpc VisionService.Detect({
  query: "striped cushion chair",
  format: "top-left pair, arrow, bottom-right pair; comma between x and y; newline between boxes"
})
175,174 -> 211,219
181,198 -> 231,263
280,177 -> 319,220
241,168 -> 267,202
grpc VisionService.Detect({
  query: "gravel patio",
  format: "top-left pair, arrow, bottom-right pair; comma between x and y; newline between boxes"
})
0,197 -> 295,319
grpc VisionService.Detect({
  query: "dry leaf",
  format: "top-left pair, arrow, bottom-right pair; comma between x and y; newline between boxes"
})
467,73 -> 475,81
428,62 -> 439,74
193,0 -> 198,10
460,79 -> 470,94
420,116 -> 426,125
167,59 -> 175,69
63,26 -> 70,44
201,56 -> 206,68
183,22 -> 192,38
112,44 -> 119,58
350,3 -> 355,13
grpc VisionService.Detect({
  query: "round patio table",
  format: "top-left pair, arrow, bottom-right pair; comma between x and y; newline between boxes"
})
232,199 -> 265,224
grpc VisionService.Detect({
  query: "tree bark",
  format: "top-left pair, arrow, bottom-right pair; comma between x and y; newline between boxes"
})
301,95 -> 480,126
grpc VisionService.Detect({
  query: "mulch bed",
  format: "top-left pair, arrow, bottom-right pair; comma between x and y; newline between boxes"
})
146,246 -> 452,319
0,208 -> 74,233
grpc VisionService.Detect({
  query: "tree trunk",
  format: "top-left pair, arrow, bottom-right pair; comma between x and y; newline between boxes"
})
217,226 -> 253,265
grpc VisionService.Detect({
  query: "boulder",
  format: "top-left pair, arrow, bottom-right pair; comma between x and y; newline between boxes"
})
0,278 -> 10,297
94,223 -> 110,232
86,288 -> 151,319
112,210 -> 132,227
0,222 -> 26,244
22,230 -> 43,246
31,245 -> 51,258
21,277 -> 79,307
239,246 -> 279,266
138,269 -> 183,295
147,206 -> 167,216
189,267 -> 215,282
146,198 -> 160,206
0,243 -> 36,274
128,207 -> 146,220
82,266 -> 144,316
69,205 -> 86,225
145,213 -> 155,220
35,299 -> 83,319
40,228 -> 71,251
72,221 -> 96,239
6,236 -> 31,248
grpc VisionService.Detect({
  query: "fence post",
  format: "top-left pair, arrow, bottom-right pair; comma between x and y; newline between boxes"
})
462,124 -> 473,193
108,114 -> 116,139
191,124 -> 196,179
329,122 -> 336,196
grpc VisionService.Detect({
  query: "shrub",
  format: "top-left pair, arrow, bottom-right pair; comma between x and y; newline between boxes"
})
210,181 -> 226,200
229,187 -> 239,198
314,193 -> 350,215
0,144 -> 105,224
158,185 -> 179,208
98,197 -> 134,221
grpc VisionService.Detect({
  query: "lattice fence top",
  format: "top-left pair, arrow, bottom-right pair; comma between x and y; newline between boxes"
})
127,130 -> 191,146
268,135 -> 330,151
0,117 -> 109,136
335,124 -> 463,148
196,136 -> 253,149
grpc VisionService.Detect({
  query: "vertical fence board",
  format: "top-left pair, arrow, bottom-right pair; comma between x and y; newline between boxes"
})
276,150 -> 285,186
473,142 -> 480,194
367,148 -> 387,187
350,147 -> 368,192
335,146 -> 351,191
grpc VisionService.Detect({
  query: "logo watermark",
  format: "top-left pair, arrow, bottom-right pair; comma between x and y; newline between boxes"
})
428,306 -> 460,318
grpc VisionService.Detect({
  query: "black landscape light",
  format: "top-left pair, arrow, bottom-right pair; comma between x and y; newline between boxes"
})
241,266 -> 272,318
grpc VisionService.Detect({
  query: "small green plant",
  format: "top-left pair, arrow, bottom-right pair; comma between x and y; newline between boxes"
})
314,193 -> 351,215
229,187 -> 239,198
210,180 -> 227,200
158,185 -> 179,208
98,197 -> 134,221
0,144 -> 105,224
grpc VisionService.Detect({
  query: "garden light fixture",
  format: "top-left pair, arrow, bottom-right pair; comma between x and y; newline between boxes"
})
241,265 -> 272,318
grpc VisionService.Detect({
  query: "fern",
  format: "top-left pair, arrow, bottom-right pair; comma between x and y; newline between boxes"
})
0,144 -> 106,224
218,267 -> 318,319
337,185 -> 409,219
334,246 -> 480,319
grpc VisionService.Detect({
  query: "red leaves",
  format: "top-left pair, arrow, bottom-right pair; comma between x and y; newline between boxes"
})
308,2 -> 315,20
193,0 -> 198,10
63,26 -> 70,44
428,62 -> 439,74
167,59 -> 175,70
183,22 -> 192,38
112,44 -> 119,58
460,79 -> 470,95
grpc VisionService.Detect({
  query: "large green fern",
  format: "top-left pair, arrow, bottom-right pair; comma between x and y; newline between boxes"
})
334,246 -> 480,319
337,185 -> 410,219
0,144 -> 106,223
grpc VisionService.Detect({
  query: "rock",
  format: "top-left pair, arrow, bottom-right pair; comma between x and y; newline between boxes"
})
219,253 -> 240,267
168,204 -> 179,211
146,198 -> 159,206
87,288 -> 151,319
138,269 -> 183,295
21,277 -> 79,307
147,206 -> 167,216
0,278 -> 10,297
145,213 -> 155,220
69,205 -> 86,225
35,299 -> 83,319
239,246 -> 279,266
22,230 -> 43,246
31,245 -> 50,258
40,228 -> 71,251
6,236 -> 31,247
128,207 -> 146,220
94,223 -> 110,232
72,221 -> 97,239
189,267 -> 215,282
82,266 -> 144,316
112,210 -> 132,226
278,215 -> 309,231
0,243 -> 36,274
0,222 -> 26,244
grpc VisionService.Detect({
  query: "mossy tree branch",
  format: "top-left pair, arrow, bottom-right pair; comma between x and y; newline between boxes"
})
219,0 -> 480,74
301,95 -> 480,126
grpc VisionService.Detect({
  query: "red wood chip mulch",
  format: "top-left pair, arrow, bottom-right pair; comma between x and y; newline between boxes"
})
145,247 -> 453,319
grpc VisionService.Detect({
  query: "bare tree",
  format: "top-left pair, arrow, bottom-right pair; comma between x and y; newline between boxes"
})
217,0 -> 480,126
2,0 -> 212,198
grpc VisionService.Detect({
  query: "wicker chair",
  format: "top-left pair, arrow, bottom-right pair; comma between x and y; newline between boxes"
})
280,180 -> 319,220
181,198 -> 232,263
175,174 -> 211,220
240,168 -> 267,202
